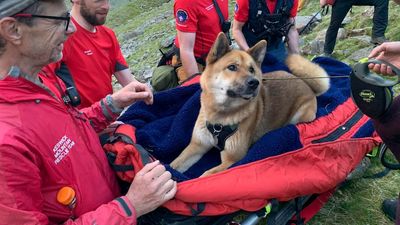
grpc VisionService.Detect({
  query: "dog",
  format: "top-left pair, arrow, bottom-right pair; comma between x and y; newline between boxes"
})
170,33 -> 330,177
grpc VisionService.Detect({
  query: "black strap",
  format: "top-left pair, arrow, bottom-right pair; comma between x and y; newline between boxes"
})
206,122 -> 238,151
293,198 -> 305,225
212,0 -> 225,29
379,143 -> 400,170
299,8 -> 323,35
106,152 -> 135,172
212,0 -> 232,44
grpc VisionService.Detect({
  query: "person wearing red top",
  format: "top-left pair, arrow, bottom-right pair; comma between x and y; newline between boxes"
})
0,0 -> 176,224
173,0 -> 229,78
45,0 -> 145,108
232,0 -> 299,63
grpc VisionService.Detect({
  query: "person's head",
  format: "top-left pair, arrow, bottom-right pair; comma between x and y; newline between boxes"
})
71,0 -> 110,26
0,0 -> 75,67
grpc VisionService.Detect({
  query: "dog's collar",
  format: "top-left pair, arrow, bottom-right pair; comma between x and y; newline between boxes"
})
206,122 -> 239,151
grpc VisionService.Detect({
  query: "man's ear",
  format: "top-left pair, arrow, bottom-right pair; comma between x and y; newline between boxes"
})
0,18 -> 23,45
206,32 -> 230,65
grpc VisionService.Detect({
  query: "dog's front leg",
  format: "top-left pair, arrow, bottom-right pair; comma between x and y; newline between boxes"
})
201,137 -> 249,177
170,141 -> 212,173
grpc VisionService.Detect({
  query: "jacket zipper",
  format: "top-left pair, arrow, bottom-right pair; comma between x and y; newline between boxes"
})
311,110 -> 364,143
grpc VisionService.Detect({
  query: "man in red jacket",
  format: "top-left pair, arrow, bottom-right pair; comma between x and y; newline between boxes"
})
0,0 -> 177,224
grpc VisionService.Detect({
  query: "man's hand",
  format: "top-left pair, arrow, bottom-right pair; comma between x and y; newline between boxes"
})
111,80 -> 153,109
125,161 -> 177,217
368,41 -> 400,76
320,0 -> 327,7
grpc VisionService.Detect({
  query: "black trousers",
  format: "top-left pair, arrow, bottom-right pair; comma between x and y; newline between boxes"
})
324,0 -> 389,54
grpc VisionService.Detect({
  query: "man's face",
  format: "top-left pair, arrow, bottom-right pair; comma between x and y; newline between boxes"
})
80,0 -> 110,26
20,1 -> 75,65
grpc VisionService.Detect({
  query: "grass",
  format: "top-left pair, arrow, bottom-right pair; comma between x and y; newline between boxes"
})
107,1 -> 400,224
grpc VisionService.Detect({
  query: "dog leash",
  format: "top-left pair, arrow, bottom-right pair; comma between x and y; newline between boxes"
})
263,58 -> 400,82
262,75 -> 349,81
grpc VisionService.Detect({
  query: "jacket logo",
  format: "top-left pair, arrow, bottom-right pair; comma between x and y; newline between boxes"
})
84,50 -> 93,56
53,135 -> 75,164
206,4 -> 214,11
176,9 -> 188,25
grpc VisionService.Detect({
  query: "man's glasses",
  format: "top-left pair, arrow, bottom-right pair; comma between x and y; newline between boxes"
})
13,13 -> 71,31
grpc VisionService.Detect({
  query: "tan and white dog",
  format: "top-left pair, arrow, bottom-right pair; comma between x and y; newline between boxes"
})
170,33 -> 330,176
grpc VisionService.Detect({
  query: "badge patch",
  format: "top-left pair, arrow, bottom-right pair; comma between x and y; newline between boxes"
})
176,9 -> 188,24
234,3 -> 239,12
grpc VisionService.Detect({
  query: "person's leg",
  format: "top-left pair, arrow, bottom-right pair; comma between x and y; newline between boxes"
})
323,0 -> 353,54
356,0 -> 388,40
382,198 -> 398,222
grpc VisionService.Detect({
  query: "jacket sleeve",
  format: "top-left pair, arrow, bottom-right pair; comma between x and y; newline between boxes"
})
80,98 -> 120,133
0,132 -> 136,225
64,197 -> 137,225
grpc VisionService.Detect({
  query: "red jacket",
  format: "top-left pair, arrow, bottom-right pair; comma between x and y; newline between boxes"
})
0,71 -> 136,225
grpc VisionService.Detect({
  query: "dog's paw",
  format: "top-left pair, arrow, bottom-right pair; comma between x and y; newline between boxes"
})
170,160 -> 185,173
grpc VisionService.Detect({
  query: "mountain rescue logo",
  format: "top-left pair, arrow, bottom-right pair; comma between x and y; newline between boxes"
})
53,135 -> 75,164
176,9 -> 188,25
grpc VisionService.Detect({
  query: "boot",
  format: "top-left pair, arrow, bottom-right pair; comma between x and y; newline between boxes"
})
382,198 -> 398,221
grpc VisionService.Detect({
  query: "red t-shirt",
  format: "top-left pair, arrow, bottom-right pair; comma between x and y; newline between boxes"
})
234,0 -> 298,23
46,17 -> 128,108
173,0 -> 229,58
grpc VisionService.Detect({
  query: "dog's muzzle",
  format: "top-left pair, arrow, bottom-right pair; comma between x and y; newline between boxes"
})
227,77 -> 259,100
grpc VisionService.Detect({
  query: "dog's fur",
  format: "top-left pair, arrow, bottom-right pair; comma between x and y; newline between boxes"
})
170,33 -> 330,176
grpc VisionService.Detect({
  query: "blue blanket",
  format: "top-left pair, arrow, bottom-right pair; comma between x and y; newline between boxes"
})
119,56 -> 374,181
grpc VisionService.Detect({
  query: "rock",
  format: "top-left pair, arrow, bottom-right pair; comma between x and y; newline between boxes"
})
347,28 -> 368,37
159,35 -> 175,48
347,46 -> 374,62
361,6 -> 374,17
122,30 -> 143,41
337,28 -> 347,40
352,35 -> 372,44
309,39 -> 325,55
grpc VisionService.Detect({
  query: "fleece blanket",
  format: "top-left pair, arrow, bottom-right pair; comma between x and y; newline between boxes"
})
119,56 -> 376,181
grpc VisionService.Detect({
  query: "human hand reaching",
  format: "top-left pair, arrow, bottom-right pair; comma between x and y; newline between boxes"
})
111,80 -> 153,109
125,161 -> 177,217
368,42 -> 400,76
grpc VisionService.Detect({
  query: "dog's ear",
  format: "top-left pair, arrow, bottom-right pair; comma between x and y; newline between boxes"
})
206,32 -> 230,65
247,40 -> 267,66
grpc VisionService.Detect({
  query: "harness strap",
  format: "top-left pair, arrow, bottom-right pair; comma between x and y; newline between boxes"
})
206,122 -> 239,151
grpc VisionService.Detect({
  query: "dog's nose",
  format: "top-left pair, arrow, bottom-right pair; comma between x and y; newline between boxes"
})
246,77 -> 259,89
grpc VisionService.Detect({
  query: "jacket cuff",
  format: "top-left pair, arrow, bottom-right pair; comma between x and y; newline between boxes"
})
115,196 -> 137,219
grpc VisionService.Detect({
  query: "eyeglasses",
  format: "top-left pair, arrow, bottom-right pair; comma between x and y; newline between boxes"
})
13,13 -> 71,32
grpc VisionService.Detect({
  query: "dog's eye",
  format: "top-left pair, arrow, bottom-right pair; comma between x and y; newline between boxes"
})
249,67 -> 255,73
227,64 -> 237,71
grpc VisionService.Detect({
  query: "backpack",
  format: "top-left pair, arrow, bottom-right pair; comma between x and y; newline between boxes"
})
102,124 -> 155,182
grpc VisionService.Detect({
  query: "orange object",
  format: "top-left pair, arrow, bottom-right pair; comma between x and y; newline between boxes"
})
57,186 -> 76,208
